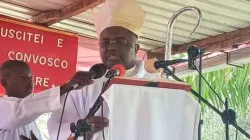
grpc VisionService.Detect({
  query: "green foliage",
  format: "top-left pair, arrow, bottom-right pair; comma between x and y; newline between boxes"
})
182,63 -> 250,139
183,63 -> 250,115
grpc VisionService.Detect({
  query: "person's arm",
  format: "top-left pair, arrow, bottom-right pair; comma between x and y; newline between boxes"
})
0,87 -> 62,130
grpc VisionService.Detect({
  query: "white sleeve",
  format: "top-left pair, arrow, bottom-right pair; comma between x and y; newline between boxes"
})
0,87 -> 61,130
48,90 -> 84,140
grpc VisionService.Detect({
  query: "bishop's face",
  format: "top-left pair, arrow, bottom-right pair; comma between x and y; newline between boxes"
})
98,26 -> 139,69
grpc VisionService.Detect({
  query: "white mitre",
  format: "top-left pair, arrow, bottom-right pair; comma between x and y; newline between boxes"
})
94,0 -> 146,37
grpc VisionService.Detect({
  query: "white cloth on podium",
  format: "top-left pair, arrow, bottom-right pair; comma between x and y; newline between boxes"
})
102,84 -> 200,140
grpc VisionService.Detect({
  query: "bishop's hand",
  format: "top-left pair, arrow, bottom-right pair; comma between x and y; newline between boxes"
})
20,131 -> 38,140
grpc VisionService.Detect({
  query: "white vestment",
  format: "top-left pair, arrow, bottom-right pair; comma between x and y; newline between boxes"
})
0,87 -> 62,140
48,61 -> 160,140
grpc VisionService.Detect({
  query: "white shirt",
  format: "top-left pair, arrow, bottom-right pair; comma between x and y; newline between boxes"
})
0,86 -> 62,140
47,60 -> 159,140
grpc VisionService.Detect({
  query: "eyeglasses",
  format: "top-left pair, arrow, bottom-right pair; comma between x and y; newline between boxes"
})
99,40 -> 134,48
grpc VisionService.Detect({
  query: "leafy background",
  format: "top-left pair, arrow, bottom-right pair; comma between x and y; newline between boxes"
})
184,63 -> 250,140
36,61 -> 250,140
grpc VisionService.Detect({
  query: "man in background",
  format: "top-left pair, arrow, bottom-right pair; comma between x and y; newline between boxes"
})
0,60 -> 45,140
0,60 -> 108,140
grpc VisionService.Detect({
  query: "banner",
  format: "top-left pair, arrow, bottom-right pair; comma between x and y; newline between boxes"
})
0,16 -> 78,94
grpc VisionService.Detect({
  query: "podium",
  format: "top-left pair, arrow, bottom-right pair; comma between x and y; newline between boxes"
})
101,77 -> 201,140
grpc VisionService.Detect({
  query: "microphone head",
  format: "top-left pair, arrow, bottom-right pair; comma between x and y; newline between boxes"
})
154,60 -> 165,69
187,45 -> 199,58
111,64 -> 126,76
187,45 -> 199,70
89,63 -> 107,79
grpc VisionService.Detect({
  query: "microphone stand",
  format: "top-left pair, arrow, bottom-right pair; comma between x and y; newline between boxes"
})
225,98 -> 229,140
70,119 -> 92,140
187,45 -> 204,140
162,66 -> 250,139
197,48 -> 204,140
188,45 -> 238,140
70,71 -> 117,140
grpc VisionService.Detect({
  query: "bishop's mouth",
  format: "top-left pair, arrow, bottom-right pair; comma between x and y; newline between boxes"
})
107,55 -> 121,61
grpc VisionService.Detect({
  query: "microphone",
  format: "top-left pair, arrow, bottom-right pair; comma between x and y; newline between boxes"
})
154,59 -> 188,69
144,58 -> 161,73
89,63 -> 107,79
71,63 -> 107,89
105,64 -> 126,78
